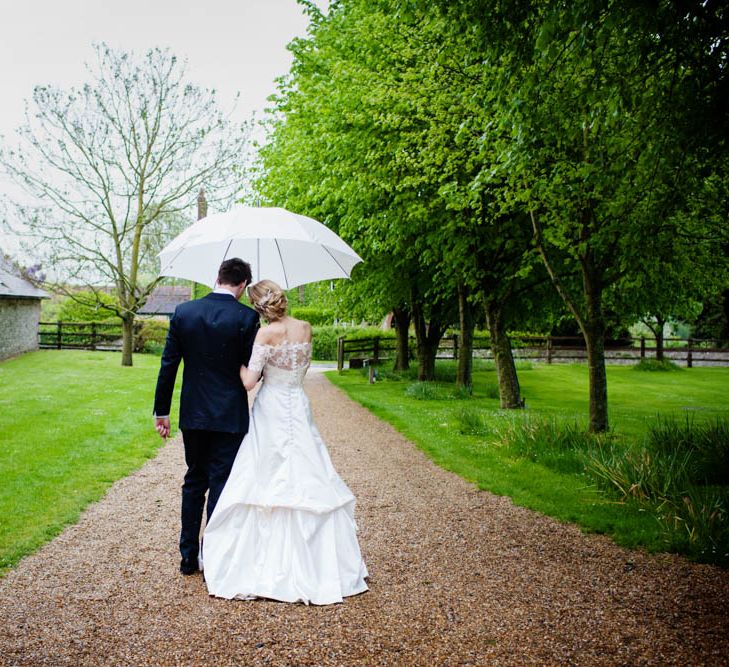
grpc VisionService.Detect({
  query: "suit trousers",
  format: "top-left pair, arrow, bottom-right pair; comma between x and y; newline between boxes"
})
179,429 -> 244,561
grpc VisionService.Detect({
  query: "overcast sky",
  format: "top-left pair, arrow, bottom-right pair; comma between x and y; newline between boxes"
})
0,0 -> 324,257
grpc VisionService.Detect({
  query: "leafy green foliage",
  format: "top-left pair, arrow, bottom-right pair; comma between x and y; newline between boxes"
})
310,325 -> 394,360
259,0 -> 727,426
134,319 -> 170,354
58,292 -> 119,322
290,307 -> 335,326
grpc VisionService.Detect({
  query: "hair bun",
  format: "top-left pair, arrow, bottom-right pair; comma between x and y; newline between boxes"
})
248,280 -> 287,321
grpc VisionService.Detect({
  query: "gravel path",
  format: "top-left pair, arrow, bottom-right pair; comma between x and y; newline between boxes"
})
1,372 -> 727,666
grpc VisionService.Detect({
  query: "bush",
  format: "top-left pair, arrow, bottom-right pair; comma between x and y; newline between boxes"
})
405,382 -> 445,400
586,416 -> 729,565
312,326 -> 396,361
645,417 -> 729,486
633,359 -> 683,372
499,417 -> 606,475
456,408 -> 492,437
135,319 -> 170,354
58,292 -> 118,322
290,307 -> 335,326
311,326 -> 348,360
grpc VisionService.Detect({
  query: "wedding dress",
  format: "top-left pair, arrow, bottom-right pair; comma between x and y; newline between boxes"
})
202,340 -> 369,605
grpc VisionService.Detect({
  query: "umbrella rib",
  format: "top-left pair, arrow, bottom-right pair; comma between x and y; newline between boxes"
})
159,246 -> 186,272
322,245 -> 350,277
213,239 -> 234,286
274,239 -> 289,289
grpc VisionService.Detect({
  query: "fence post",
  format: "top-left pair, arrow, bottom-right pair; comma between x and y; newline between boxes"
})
91,322 -> 97,350
546,335 -> 552,364
373,337 -> 380,364
337,336 -> 344,371
56,321 -> 62,350
453,334 -> 459,361
687,338 -> 693,368
640,337 -> 645,359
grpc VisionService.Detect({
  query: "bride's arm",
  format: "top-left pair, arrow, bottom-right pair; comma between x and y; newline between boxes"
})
240,330 -> 270,391
240,363 -> 261,391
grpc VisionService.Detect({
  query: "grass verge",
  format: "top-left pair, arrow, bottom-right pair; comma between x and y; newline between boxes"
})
0,350 -> 179,575
327,362 -> 729,565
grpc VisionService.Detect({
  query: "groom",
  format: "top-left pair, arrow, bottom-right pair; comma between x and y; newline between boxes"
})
153,258 -> 260,575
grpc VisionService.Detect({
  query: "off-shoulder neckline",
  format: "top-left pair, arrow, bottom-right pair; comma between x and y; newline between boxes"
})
253,340 -> 312,349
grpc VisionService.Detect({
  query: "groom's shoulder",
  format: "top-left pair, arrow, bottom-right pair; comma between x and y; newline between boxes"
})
236,302 -> 258,320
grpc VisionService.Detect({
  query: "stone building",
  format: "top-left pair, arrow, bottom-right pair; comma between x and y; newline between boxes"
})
0,255 -> 48,361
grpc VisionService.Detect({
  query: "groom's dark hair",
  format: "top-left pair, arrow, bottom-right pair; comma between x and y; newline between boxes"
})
218,258 -> 253,286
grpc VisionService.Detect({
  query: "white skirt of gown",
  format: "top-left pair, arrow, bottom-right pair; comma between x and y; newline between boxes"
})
203,365 -> 369,605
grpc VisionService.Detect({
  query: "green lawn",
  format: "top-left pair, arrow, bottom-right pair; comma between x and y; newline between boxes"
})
0,350 -> 179,574
327,363 -> 729,557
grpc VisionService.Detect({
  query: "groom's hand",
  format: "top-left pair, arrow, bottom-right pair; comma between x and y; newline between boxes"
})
155,417 -> 171,439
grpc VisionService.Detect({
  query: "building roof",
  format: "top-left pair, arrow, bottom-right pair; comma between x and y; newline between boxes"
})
138,285 -> 191,315
0,255 -> 48,300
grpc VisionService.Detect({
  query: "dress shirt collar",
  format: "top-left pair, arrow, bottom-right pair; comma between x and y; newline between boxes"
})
213,285 -> 238,298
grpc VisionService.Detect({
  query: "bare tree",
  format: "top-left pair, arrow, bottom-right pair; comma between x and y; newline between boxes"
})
1,44 -> 251,365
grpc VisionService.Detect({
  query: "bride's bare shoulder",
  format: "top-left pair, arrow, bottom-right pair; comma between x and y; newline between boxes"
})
289,317 -> 312,343
254,325 -> 280,345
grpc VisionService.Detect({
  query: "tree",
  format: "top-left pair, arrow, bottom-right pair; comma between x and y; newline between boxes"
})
486,1 -> 729,431
612,218 -> 720,360
258,1 -> 460,380
1,44 -> 251,365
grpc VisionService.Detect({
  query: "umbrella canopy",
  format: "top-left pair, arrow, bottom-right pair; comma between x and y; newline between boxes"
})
158,206 -> 363,289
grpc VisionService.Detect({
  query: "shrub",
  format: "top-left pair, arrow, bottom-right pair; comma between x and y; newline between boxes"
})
633,359 -> 683,372
290,307 -> 335,326
586,416 -> 729,565
135,319 -> 170,354
58,292 -> 119,322
456,408 -> 492,437
645,417 -> 729,486
405,382 -> 444,400
498,417 -> 606,475
313,326 -> 396,361
311,326 -> 349,360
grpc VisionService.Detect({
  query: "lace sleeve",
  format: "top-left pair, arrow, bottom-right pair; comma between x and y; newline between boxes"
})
247,344 -> 271,375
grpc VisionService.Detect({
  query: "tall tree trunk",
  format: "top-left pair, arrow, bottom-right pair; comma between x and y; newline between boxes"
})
456,283 -> 474,391
486,300 -> 522,408
392,306 -> 411,371
412,301 -> 444,382
584,282 -> 608,432
121,315 -> 134,367
529,207 -> 609,432
654,315 -> 665,362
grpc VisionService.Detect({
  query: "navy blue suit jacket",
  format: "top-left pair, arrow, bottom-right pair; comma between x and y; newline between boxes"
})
153,293 -> 260,433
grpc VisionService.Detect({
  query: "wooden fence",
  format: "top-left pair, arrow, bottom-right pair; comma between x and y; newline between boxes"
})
39,321 -> 126,351
336,334 -> 729,370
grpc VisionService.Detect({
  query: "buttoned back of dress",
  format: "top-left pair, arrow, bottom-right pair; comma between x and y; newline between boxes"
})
248,341 -> 312,387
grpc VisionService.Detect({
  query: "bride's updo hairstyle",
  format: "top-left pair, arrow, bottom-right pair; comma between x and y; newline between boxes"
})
248,279 -> 288,321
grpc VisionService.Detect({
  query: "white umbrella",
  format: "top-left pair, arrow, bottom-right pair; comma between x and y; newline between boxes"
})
158,205 -> 363,289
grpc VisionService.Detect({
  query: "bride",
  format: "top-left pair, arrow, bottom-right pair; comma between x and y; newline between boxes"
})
202,279 -> 369,605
